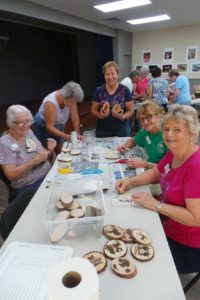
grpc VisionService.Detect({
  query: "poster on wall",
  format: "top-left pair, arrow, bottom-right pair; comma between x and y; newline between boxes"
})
163,48 -> 174,63
191,62 -> 200,72
162,64 -> 173,73
142,50 -> 151,64
186,46 -> 198,61
176,63 -> 188,73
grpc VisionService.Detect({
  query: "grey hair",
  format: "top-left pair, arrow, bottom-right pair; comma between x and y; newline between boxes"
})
160,104 -> 200,142
6,105 -> 33,127
129,70 -> 139,79
60,81 -> 84,103
140,65 -> 149,73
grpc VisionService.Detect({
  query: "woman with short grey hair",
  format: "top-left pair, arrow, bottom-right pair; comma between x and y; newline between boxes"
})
33,80 -> 84,150
6,105 -> 33,127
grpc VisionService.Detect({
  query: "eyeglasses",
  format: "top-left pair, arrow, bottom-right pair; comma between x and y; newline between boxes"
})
13,120 -> 33,127
140,114 -> 155,123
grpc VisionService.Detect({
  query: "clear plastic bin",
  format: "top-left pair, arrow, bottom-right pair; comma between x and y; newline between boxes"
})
43,176 -> 105,242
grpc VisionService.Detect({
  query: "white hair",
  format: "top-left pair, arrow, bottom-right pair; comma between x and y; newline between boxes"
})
6,105 -> 33,127
140,65 -> 149,73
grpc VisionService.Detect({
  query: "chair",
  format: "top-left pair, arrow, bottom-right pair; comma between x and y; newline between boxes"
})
0,167 -> 12,202
0,188 -> 36,240
183,272 -> 200,293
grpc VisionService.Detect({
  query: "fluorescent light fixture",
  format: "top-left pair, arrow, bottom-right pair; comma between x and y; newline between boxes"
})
127,14 -> 170,25
94,0 -> 151,13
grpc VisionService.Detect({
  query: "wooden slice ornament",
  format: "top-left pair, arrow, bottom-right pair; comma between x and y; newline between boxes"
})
112,103 -> 123,114
103,225 -> 123,240
54,210 -> 70,220
60,191 -> 73,208
83,251 -> 107,273
131,229 -> 151,245
112,257 -> 137,278
102,101 -> 110,113
70,208 -> 85,218
104,239 -> 127,259
131,243 -> 154,262
121,228 -> 133,243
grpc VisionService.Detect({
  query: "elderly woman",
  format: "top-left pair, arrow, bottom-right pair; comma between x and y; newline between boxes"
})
118,101 -> 168,169
0,105 -> 56,200
134,66 -> 149,102
91,61 -> 134,137
33,80 -> 84,149
116,104 -> 200,274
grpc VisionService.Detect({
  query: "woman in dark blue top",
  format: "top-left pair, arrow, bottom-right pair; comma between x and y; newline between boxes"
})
91,61 -> 134,137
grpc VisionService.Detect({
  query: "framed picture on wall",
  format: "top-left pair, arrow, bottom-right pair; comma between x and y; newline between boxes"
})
142,50 -> 151,64
163,48 -> 174,63
176,63 -> 188,73
149,65 -> 159,73
162,64 -> 173,73
191,62 -> 200,72
186,46 -> 198,61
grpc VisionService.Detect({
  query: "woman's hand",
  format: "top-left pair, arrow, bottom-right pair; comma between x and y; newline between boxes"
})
112,110 -> 124,120
99,108 -> 110,119
117,145 -> 126,153
35,150 -> 49,164
115,178 -> 132,193
127,159 -> 147,169
47,139 -> 57,152
131,192 -> 158,212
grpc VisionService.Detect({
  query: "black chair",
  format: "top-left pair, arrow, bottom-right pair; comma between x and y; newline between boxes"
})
0,188 -> 36,240
183,272 -> 200,293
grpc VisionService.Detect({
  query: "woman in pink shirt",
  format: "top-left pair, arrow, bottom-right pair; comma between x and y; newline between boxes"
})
134,66 -> 149,102
116,104 -> 200,274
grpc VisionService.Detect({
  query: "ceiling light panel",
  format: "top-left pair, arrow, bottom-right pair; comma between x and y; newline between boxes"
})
127,14 -> 171,25
94,0 -> 151,13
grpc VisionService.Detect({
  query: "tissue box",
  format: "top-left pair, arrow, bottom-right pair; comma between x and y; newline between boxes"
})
43,176 -> 105,242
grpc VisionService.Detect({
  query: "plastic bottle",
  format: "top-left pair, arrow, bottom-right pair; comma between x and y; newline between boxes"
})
71,131 -> 78,149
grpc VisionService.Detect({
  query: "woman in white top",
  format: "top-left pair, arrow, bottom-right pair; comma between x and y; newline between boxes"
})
33,81 -> 84,150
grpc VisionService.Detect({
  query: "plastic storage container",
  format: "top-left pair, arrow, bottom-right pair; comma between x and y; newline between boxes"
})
43,177 -> 105,242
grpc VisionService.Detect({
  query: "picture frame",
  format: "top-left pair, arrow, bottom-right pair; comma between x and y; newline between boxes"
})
191,62 -> 200,72
186,46 -> 198,61
142,50 -> 151,64
162,64 -> 173,73
163,48 -> 174,63
176,63 -> 188,73
149,65 -> 159,73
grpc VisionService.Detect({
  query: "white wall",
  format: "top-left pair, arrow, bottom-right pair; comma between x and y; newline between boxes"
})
132,25 -> 200,79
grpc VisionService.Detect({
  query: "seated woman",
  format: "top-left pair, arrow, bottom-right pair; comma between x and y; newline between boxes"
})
0,105 -> 56,200
33,81 -> 84,151
116,104 -> 200,274
118,101 -> 168,169
91,61 -> 134,137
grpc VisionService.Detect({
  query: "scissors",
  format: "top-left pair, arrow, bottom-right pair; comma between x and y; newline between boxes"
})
108,159 -> 128,164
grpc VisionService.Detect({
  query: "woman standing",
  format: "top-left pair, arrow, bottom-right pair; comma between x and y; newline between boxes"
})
91,61 -> 134,137
33,81 -> 84,150
116,104 -> 200,274
168,69 -> 191,105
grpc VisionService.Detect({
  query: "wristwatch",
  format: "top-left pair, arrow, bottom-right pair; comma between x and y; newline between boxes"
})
156,202 -> 164,212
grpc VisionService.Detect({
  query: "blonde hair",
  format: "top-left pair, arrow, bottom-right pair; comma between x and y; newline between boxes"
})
137,101 -> 164,119
102,61 -> 119,75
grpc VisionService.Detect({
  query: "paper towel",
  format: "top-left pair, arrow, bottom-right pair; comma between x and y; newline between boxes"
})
48,257 -> 99,300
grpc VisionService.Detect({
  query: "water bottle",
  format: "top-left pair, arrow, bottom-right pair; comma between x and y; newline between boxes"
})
71,131 -> 78,149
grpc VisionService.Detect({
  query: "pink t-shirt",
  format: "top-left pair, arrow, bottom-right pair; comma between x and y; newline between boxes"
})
135,78 -> 149,95
157,148 -> 200,247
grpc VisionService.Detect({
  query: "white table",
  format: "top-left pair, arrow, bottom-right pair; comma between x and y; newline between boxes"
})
0,140 -> 186,300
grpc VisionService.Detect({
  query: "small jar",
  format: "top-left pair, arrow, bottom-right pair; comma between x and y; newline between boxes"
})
71,131 -> 78,149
